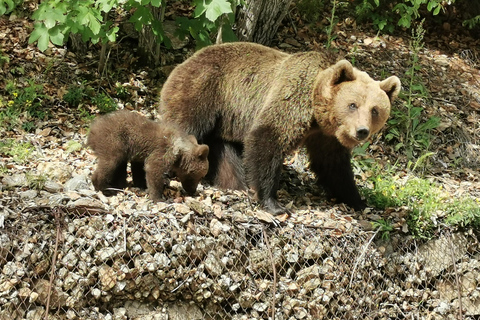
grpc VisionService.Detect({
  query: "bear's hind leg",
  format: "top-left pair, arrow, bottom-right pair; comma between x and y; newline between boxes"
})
244,127 -> 287,215
305,132 -> 365,211
205,137 -> 247,190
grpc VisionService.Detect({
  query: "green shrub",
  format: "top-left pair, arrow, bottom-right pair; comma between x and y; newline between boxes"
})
91,92 -> 117,113
361,167 -> 480,239
1,79 -> 48,131
384,21 -> 439,159
63,84 -> 89,108
0,139 -> 35,163
350,0 -> 473,33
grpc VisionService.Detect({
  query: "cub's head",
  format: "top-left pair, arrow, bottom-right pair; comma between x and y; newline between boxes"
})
314,60 -> 401,149
172,135 -> 209,194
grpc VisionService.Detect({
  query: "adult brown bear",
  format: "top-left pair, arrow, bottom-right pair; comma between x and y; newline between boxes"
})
87,110 -> 209,201
159,42 -> 401,214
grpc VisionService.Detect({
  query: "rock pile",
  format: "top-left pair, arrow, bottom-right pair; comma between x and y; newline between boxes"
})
1,171 -> 479,319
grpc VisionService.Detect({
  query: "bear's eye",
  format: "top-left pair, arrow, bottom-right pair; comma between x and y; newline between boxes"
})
348,103 -> 357,110
372,108 -> 378,117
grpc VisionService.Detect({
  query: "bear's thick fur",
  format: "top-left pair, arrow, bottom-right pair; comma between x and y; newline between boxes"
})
87,110 -> 209,201
159,42 -> 401,214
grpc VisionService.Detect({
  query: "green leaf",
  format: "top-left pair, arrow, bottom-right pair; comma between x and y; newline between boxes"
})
150,0 -> 162,7
29,23 -> 50,52
220,20 -> 237,43
194,0 -> 207,17
0,0 -> 14,15
33,4 -> 66,29
49,25 -> 65,45
65,140 -> 82,153
433,5 -> 441,15
97,0 -> 116,12
205,0 -> 232,22
427,1 -> 435,11
129,6 -> 152,31
0,3 -> 6,16
76,6 -> 102,35
106,26 -> 119,42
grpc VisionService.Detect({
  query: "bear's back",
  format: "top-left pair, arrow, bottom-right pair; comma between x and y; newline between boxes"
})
88,111 -> 171,160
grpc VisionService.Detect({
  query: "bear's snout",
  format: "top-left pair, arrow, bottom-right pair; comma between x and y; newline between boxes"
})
356,126 -> 370,141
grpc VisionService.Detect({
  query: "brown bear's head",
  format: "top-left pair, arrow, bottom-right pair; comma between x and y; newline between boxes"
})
172,135 -> 209,195
314,60 -> 401,149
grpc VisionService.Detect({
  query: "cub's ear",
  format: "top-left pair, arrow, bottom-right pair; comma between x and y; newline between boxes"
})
380,76 -> 401,103
197,145 -> 209,160
187,135 -> 198,144
329,60 -> 356,86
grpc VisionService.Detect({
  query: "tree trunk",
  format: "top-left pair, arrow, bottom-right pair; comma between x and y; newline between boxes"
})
67,34 -> 87,56
138,5 -> 165,67
235,0 -> 293,46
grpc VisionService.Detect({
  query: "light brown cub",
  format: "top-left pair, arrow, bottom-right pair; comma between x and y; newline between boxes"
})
87,110 -> 209,201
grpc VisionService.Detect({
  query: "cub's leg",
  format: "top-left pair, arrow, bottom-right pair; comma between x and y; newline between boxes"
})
304,132 -> 365,211
144,156 -> 167,202
92,158 -> 128,196
131,161 -> 147,189
244,126 -> 287,215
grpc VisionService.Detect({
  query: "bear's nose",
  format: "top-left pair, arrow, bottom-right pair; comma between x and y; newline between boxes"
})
356,127 -> 370,140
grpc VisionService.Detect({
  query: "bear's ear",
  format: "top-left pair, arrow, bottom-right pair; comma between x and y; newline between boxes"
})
380,76 -> 402,103
330,60 -> 356,86
196,145 -> 209,161
187,135 -> 198,144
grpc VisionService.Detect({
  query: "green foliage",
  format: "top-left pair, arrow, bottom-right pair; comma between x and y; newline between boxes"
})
65,140 -> 83,153
463,15 -> 480,29
1,79 -> 47,131
91,92 -> 117,113
114,82 -> 129,99
372,219 -> 393,240
0,139 -> 35,163
63,82 -> 92,107
20,0 -> 238,52
0,47 -> 9,67
361,164 -> 480,239
354,0 -> 396,32
384,21 -> 439,159
297,0 -> 325,23
79,107 -> 96,122
325,0 -> 338,49
352,141 -> 376,175
26,172 -> 47,190
176,0 -> 239,49
352,0 -> 454,32
0,0 -> 22,16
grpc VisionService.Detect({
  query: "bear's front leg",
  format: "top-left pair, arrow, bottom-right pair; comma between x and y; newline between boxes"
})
305,132 -> 366,211
131,161 -> 147,189
144,157 -> 167,202
244,126 -> 289,215
92,158 -> 128,195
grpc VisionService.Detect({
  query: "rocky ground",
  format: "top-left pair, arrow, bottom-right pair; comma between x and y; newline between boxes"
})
1,4 -> 480,320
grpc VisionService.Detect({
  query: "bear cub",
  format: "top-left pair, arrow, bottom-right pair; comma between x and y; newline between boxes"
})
87,110 -> 209,201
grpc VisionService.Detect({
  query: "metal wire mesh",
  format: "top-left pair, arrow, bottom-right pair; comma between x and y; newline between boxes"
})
0,205 -> 479,319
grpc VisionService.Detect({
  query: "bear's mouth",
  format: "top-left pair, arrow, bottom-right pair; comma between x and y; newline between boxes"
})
337,131 -> 363,149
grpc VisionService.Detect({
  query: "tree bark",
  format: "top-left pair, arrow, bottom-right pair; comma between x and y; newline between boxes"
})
138,5 -> 165,67
235,0 -> 292,46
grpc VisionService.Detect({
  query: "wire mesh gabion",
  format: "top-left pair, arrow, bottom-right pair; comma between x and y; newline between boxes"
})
0,204 -> 479,320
